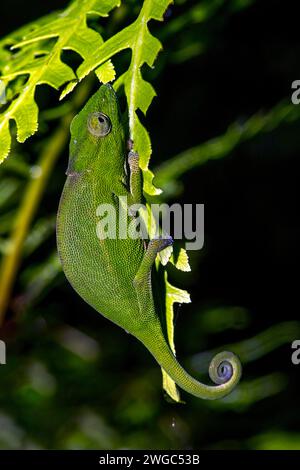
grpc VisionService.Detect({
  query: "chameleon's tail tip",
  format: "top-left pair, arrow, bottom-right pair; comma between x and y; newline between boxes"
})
208,351 -> 242,385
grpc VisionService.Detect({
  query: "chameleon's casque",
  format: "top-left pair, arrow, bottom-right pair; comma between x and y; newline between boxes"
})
56,85 -> 241,400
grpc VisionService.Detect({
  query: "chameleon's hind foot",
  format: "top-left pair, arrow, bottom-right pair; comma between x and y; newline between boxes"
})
133,236 -> 173,293
148,235 -> 173,253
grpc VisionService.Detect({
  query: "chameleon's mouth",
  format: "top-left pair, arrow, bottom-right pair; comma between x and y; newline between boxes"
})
66,158 -> 79,176
66,158 -> 87,178
66,156 -> 73,175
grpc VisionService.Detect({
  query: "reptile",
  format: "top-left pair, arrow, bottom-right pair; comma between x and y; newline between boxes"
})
56,84 -> 241,400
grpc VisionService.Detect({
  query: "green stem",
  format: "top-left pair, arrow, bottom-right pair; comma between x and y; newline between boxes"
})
0,80 -> 92,325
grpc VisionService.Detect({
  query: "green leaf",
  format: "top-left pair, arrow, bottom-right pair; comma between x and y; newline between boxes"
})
95,60 -> 116,84
0,0 -> 120,163
0,0 -> 172,195
161,271 -> 191,402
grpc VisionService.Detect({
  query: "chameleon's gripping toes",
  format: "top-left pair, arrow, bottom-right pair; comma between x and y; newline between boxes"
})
56,85 -> 241,400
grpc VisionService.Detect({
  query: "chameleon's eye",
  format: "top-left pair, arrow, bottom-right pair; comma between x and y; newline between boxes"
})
87,112 -> 112,137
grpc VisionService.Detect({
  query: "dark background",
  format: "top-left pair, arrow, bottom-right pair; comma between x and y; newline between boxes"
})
0,0 -> 300,449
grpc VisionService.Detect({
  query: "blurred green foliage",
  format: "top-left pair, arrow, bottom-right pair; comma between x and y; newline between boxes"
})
0,0 -> 300,449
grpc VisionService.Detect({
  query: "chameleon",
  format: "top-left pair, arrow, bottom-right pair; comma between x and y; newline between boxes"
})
56,84 -> 241,400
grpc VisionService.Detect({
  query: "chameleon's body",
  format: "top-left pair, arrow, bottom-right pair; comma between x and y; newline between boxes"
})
57,85 -> 241,400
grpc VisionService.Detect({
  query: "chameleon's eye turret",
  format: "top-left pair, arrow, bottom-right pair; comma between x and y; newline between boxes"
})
87,112 -> 112,137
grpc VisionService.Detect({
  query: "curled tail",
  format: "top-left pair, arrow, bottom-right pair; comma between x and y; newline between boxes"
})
133,236 -> 241,399
138,329 -> 241,400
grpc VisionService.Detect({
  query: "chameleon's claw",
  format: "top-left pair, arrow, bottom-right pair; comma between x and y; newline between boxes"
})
127,138 -> 134,151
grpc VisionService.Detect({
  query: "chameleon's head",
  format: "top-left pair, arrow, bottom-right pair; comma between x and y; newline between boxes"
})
67,84 -> 125,175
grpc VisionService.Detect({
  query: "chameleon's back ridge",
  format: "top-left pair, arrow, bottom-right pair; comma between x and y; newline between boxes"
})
56,84 -> 242,400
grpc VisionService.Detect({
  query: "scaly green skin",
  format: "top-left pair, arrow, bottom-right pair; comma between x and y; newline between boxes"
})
56,85 -> 242,399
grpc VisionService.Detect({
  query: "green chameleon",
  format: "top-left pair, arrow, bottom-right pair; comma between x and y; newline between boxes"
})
56,84 -> 241,400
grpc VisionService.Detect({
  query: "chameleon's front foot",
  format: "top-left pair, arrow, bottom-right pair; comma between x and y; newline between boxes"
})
128,150 -> 142,207
128,150 -> 139,172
